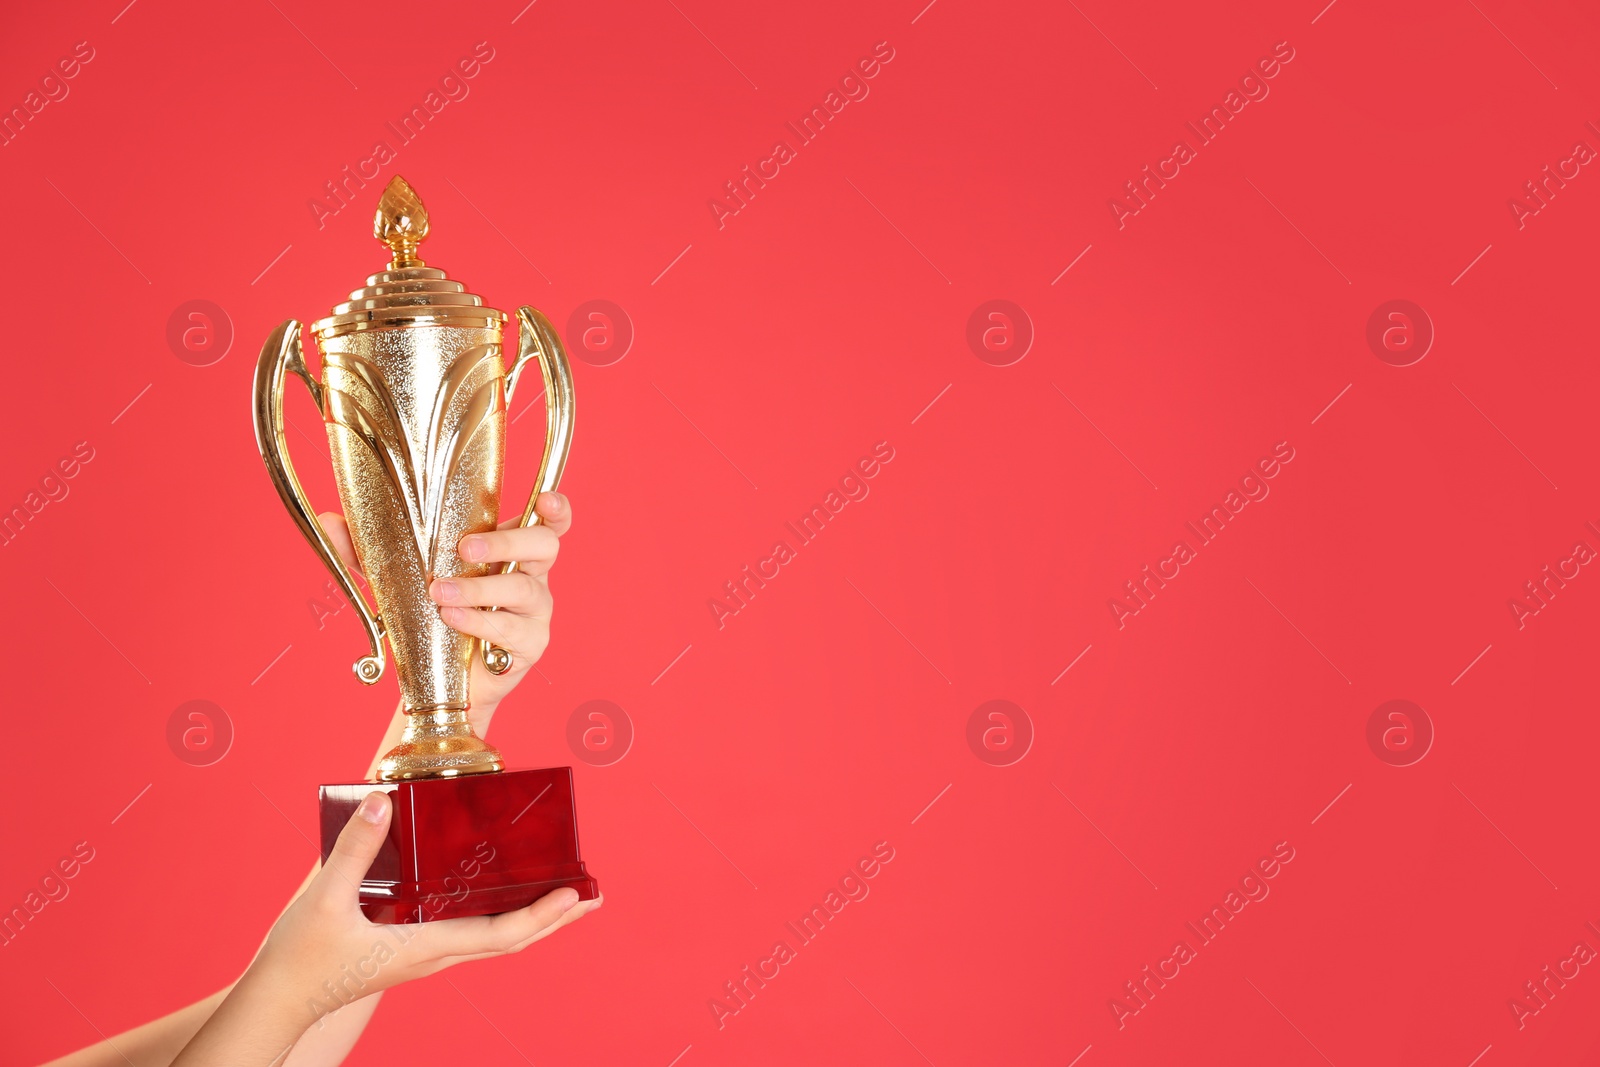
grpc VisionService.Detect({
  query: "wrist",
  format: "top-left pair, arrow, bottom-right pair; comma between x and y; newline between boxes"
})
173,962 -> 316,1066
236,952 -> 324,1026
470,700 -> 499,736
244,930 -> 360,1029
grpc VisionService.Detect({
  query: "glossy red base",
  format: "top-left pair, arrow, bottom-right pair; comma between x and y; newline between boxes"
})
319,766 -> 599,924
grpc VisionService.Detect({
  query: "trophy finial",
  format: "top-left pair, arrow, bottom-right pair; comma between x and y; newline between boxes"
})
375,175 -> 429,268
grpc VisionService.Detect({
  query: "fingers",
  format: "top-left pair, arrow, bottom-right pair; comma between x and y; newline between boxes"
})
415,886 -> 582,959
447,895 -> 602,963
456,492 -> 570,570
431,572 -> 550,614
505,894 -> 602,952
435,601 -> 549,666
317,792 -> 391,902
318,498 -> 570,577
473,888 -> 595,955
534,492 -> 572,537
457,524 -> 561,575
317,512 -> 363,576
430,572 -> 551,665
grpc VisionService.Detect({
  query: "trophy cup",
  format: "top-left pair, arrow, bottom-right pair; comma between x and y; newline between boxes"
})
251,175 -> 598,922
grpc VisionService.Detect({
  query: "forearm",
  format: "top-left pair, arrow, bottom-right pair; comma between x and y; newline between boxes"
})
282,993 -> 383,1067
40,988 -> 231,1067
169,968 -> 314,1067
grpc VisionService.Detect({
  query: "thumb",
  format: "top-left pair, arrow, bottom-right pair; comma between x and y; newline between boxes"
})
318,791 -> 391,898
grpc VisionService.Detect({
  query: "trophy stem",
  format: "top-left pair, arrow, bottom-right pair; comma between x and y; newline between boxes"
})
377,707 -> 504,781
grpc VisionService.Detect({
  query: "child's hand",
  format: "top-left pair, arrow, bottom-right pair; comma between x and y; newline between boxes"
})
262,791 -> 598,999
174,792 -> 599,1064
318,491 -> 573,725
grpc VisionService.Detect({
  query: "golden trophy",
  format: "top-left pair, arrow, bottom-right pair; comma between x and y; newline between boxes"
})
252,175 -> 598,922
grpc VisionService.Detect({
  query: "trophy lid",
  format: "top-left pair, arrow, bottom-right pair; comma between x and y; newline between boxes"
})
311,175 -> 507,339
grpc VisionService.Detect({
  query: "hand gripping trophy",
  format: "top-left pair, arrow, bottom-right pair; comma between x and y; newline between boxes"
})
251,175 -> 598,922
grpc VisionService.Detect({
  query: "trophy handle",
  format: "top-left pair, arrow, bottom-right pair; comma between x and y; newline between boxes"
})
252,320 -> 388,685
482,306 -> 576,675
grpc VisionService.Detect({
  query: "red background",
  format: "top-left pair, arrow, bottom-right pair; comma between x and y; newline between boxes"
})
3,0 -> 1598,1064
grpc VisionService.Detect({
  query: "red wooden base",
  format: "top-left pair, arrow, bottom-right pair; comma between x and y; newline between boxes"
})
319,766 -> 599,924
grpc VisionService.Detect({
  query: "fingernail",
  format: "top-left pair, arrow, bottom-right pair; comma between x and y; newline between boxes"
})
433,580 -> 458,602
357,792 -> 388,824
462,537 -> 487,561
560,889 -> 580,912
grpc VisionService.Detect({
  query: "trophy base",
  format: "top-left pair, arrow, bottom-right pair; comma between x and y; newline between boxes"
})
319,766 -> 599,924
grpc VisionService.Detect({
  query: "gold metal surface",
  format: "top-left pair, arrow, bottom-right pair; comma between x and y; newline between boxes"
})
375,174 -> 429,268
482,307 -> 577,675
253,321 -> 387,685
251,175 -> 577,780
